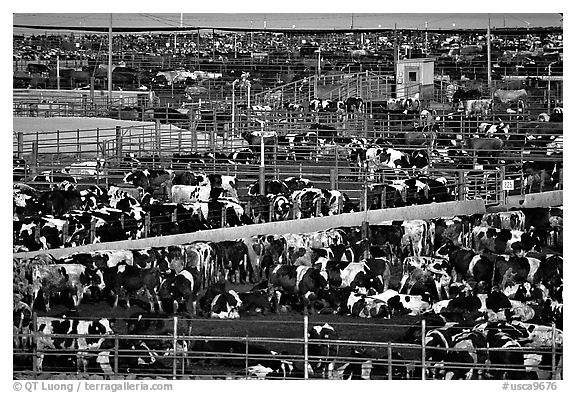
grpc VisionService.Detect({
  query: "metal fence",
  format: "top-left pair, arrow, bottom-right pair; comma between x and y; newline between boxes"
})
13,314 -> 562,380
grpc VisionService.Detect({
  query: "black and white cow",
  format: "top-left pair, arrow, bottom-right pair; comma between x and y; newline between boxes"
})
35,316 -> 114,373
268,264 -> 329,314
32,263 -> 98,311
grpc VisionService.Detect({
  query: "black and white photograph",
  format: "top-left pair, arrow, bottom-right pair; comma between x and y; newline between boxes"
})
11,9 -> 565,382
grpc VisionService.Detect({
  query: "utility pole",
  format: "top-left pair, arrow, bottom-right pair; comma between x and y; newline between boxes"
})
394,23 -> 398,99
487,16 -> 492,97
174,13 -> 182,50
108,14 -> 113,101
425,21 -> 429,55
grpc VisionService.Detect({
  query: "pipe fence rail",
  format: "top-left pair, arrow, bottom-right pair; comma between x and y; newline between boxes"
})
13,314 -> 562,380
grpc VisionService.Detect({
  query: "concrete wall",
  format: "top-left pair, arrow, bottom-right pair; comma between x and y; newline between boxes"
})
504,190 -> 563,209
13,199 -> 486,260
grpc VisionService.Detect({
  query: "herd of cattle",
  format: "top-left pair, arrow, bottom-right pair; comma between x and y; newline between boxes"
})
14,165 -> 460,252
13,205 -> 563,379
12,86 -> 563,379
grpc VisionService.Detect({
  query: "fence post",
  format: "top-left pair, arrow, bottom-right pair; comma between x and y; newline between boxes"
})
89,217 -> 97,243
551,323 -> 557,377
32,312 -> 37,375
155,119 -> 162,156
361,221 -> 370,260
387,342 -> 393,380
77,128 -> 81,159
17,132 -> 23,159
421,319 -> 427,380
292,201 -> 300,220
303,314 -> 309,380
329,168 -> 337,190
315,197 -> 322,217
245,335 -> 249,378
61,220 -> 69,245
31,141 -> 38,175
172,316 -> 178,380
259,167 -> 266,196
458,171 -> 466,201
115,126 -> 123,159
34,224 -> 41,244
144,214 -> 150,238
114,334 -> 119,374
221,206 -> 227,228
269,199 -> 275,222
380,188 -> 387,209
499,165 -> 507,204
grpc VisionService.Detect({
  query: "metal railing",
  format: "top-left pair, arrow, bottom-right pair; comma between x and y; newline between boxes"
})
13,314 -> 562,380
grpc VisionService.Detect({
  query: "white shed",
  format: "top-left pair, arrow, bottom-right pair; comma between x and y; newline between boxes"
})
395,58 -> 435,99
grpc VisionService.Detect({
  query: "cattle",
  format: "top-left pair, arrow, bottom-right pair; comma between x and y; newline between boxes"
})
123,169 -> 173,198
522,161 -> 560,193
399,258 -> 452,303
401,219 -> 435,258
171,184 -> 213,204
102,263 -> 163,312
248,195 -> 271,223
309,98 -> 345,113
32,263 -> 99,311
13,158 -> 29,181
466,137 -> 503,164
32,171 -> 77,186
238,289 -> 272,315
171,152 -> 205,168
213,240 -> 253,284
207,174 -> 239,202
35,316 -> 114,373
270,194 -> 292,221
375,147 -> 411,171
172,171 -> 208,186
284,177 -> 313,194
107,186 -> 145,221
480,323 -> 531,379
345,97 -> 364,113
242,130 -> 277,158
481,211 -> 526,231
210,289 -> 242,319
433,291 -> 483,323
533,255 -> 563,302
461,99 -> 493,117
368,224 -> 404,264
158,266 -> 201,315
452,88 -> 482,107
345,291 -> 390,319
310,123 -> 338,142
37,188 -> 82,217
442,330 -> 489,380
61,160 -> 105,181
478,120 -> 510,138
493,89 -> 528,105
366,183 -> 405,209
229,148 -> 255,165
247,179 -> 290,197
268,264 -> 328,314
308,323 -> 339,377
291,188 -> 325,218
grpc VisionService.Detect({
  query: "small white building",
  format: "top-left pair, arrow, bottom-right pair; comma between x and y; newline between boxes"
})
395,58 -> 435,99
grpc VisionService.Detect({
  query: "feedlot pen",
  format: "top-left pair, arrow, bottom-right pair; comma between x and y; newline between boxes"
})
13,314 -> 562,380
13,112 -> 563,206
